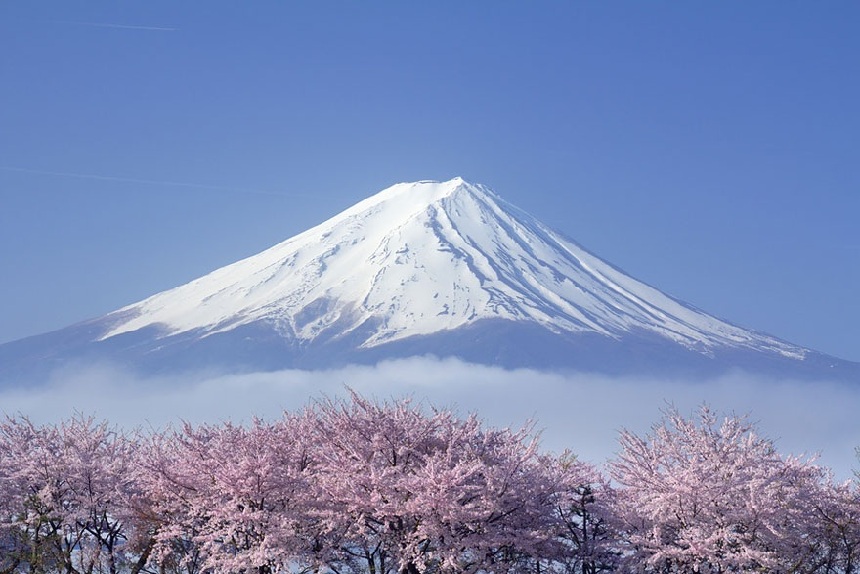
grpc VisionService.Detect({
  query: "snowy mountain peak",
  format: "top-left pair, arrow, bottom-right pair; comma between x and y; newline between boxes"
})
329,177 -> 492,226
94,178 -> 807,365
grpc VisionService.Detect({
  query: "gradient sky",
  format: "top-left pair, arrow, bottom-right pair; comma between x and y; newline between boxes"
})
1,2 -> 858,362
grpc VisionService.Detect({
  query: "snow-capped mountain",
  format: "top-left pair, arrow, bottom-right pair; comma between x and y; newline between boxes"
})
1,178 -> 857,383
99,177 -> 805,355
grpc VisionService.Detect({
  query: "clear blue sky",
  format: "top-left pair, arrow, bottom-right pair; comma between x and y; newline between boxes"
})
1,2 -> 858,361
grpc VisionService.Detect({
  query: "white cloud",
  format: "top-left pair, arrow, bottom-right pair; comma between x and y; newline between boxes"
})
3,357 -> 857,479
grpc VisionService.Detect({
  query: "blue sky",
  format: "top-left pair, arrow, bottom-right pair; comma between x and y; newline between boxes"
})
1,2 -> 858,362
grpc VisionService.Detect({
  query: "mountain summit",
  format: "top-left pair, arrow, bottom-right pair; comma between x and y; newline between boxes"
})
1,178 -> 857,382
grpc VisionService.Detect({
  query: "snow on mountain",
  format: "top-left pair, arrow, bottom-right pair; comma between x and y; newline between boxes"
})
98,177 -> 804,359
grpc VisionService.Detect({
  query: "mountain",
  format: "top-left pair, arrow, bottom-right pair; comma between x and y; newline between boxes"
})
1,177 -> 857,384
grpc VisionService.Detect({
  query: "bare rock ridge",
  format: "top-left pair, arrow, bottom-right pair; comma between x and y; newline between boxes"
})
1,178 -> 857,383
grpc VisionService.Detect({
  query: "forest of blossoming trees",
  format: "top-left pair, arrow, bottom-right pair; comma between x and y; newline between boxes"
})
1,391 -> 858,574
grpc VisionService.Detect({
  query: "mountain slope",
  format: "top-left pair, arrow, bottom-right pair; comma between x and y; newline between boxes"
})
1,178 -> 857,383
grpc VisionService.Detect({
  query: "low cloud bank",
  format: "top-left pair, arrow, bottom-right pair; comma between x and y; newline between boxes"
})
3,357 -> 857,479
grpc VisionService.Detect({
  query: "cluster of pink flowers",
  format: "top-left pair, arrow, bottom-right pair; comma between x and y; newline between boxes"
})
1,393 -> 857,574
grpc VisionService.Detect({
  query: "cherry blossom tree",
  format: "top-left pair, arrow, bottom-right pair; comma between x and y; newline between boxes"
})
132,423 -> 218,574
546,453 -> 617,574
306,391 -> 581,574
0,415 -> 139,574
308,393 -> 473,574
134,412 -> 322,574
609,405 -> 826,574
788,474 -> 860,574
0,415 -> 48,574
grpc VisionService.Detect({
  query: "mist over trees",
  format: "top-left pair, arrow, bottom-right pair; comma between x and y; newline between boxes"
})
1,392 -> 857,574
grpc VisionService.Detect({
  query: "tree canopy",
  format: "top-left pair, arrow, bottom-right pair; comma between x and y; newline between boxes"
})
0,397 -> 856,574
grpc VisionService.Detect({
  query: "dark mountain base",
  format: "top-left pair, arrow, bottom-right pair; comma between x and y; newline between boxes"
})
1,318 -> 857,387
